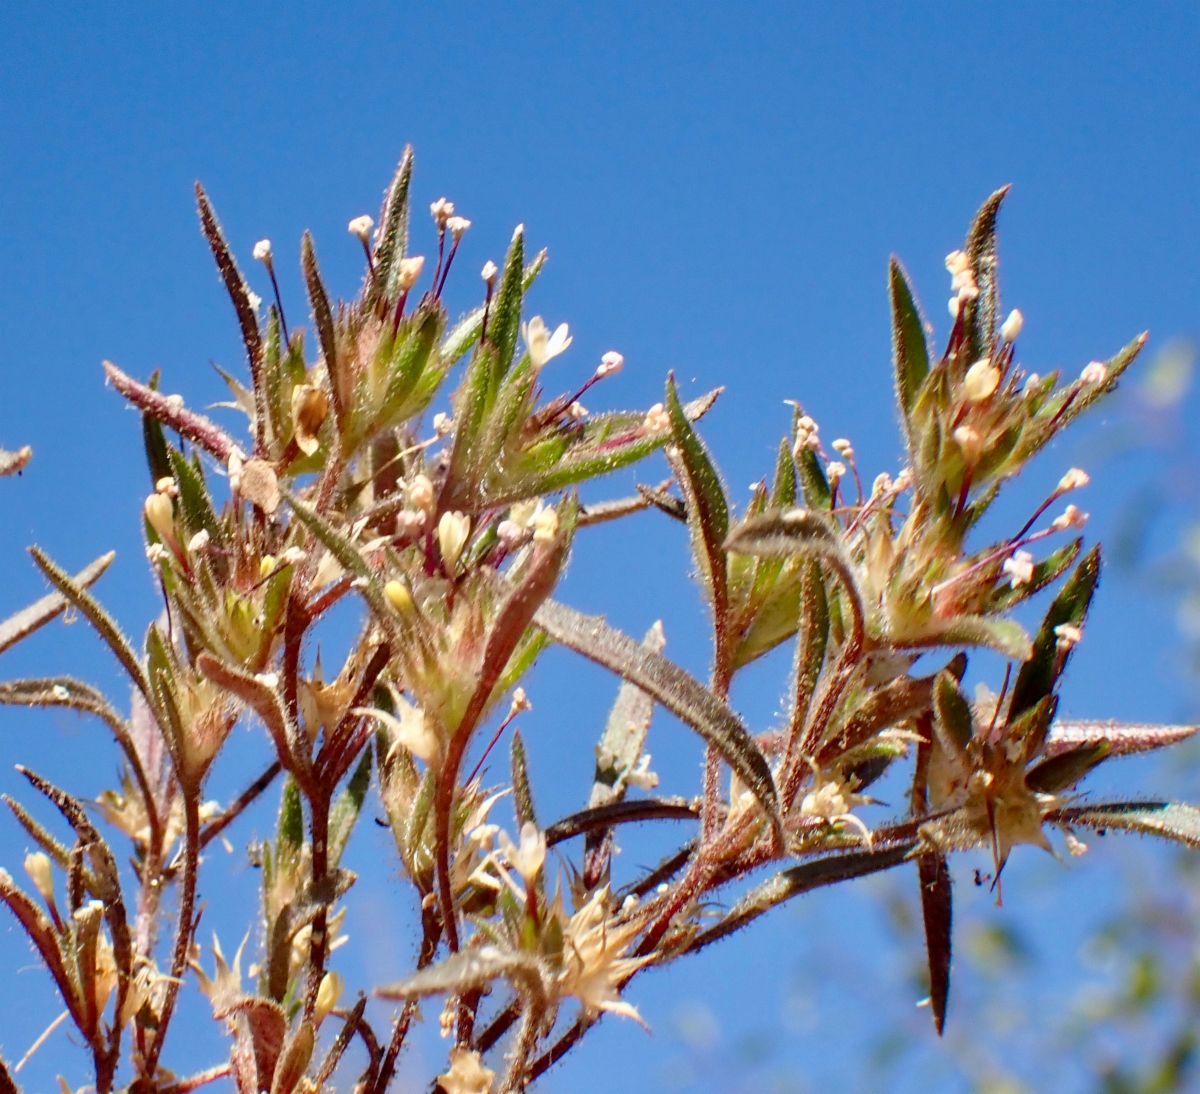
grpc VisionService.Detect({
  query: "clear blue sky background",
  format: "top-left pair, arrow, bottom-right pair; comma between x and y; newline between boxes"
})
2,4 -> 1200,1091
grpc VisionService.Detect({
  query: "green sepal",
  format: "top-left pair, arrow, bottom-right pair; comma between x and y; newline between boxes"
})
889,257 -> 930,432
328,746 -> 372,868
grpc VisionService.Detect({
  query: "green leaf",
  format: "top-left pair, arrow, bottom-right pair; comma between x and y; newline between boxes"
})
168,447 -> 221,544
1050,801 -> 1200,850
534,598 -> 781,841
789,559 -> 829,744
284,490 -> 387,617
724,507 -> 839,560
301,232 -> 343,430
770,438 -> 798,509
933,671 -> 974,755
277,776 -> 305,859
1025,742 -> 1110,793
962,185 -> 1009,355
488,228 -> 526,379
918,852 -> 952,1036
373,146 -> 415,307
378,304 -> 445,426
1008,545 -> 1100,720
893,613 -> 1033,663
889,257 -> 930,427
142,388 -> 172,487
988,538 -> 1082,613
327,747 -> 371,868
795,447 -> 832,511
665,372 -> 729,630
510,729 -> 538,830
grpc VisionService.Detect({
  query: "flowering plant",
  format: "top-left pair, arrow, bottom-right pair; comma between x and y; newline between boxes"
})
0,151 -> 1196,1093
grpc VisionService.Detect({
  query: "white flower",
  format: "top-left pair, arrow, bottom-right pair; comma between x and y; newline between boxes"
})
187,529 -> 211,553
567,401 -> 587,421
348,215 -> 374,242
832,438 -> 853,455
872,472 -> 893,497
437,511 -> 471,570
145,543 -> 168,564
963,357 -> 1001,402
893,468 -> 913,492
253,239 -> 272,263
597,351 -> 624,378
430,197 -> 455,228
481,260 -> 498,285
1057,467 -> 1090,493
499,822 -> 546,886
408,473 -> 435,511
155,476 -> 178,496
227,448 -> 245,493
642,403 -> 670,433
624,753 -> 659,790
948,295 -> 961,319
953,425 -> 982,463
314,970 -> 343,1027
533,506 -> 559,543
1081,360 -> 1108,384
1054,622 -> 1083,651
397,255 -> 425,291
1002,550 -> 1035,588
432,412 -> 453,435
246,290 -> 262,313
279,546 -> 306,566
144,492 -> 176,545
438,1048 -> 494,1094
522,315 -> 572,369
826,461 -> 846,483
497,520 -> 526,549
446,215 -> 471,239
1025,372 -> 1042,391
358,696 -> 438,765
1050,504 -> 1089,532
945,250 -> 970,277
1001,308 -> 1024,343
558,887 -> 651,1023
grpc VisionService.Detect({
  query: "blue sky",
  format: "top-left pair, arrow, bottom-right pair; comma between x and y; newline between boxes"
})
2,4 -> 1200,1091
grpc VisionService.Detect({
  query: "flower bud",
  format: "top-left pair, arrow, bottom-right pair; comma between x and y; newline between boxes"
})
259,556 -> 277,579
481,260 -> 498,285
953,425 -> 982,465
1054,622 -> 1083,652
438,511 -> 471,570
597,351 -> 624,379
397,256 -> 425,291
409,474 -> 435,512
430,197 -> 454,227
314,970 -> 343,1027
1080,361 -> 1108,385
24,852 -> 54,905
187,529 -> 211,554
497,519 -> 526,549
832,438 -> 852,455
1000,308 -> 1024,343
348,215 -> 374,242
446,215 -> 471,239
253,239 -> 272,262
1057,468 -> 1090,493
385,579 -> 414,615
642,403 -> 670,433
963,358 -> 1001,403
1002,550 -> 1035,588
144,492 -> 176,546
1050,503 -> 1089,532
155,476 -> 178,496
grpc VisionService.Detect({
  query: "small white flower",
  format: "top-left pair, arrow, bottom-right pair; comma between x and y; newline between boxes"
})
642,403 -> 670,433
893,468 -> 913,492
532,506 -> 560,543
437,511 -> 471,570
145,543 -> 168,564
348,215 -> 374,242
1002,550 -> 1035,588
567,401 -> 588,421
1001,308 -> 1024,343
187,529 -> 211,553
408,473 -> 435,511
279,546 -> 306,566
497,519 -> 526,549
246,290 -> 262,314
499,821 -> 546,886
953,425 -> 982,463
826,461 -> 846,483
624,754 -> 659,790
437,1048 -> 495,1094
1057,467 -> 1090,493
832,438 -> 853,455
1081,360 -> 1109,384
164,393 -> 185,412
1050,504 -> 1089,532
522,315 -> 572,369
948,295 -> 961,319
1054,622 -> 1083,651
227,448 -> 245,493
446,215 -> 471,239
963,357 -> 1001,402
481,260 -> 498,285
872,472 -> 894,497
155,476 -> 178,496
945,250 -> 970,276
397,255 -> 425,291
1065,832 -> 1088,857
597,351 -> 624,378
253,239 -> 272,262
430,197 -> 454,228
432,412 -> 453,435
1025,372 -> 1042,391
359,696 -> 438,765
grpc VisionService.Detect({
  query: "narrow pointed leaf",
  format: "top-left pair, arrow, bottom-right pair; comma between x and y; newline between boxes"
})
284,489 -> 387,617
301,232 -> 344,430
377,945 -> 547,1003
438,250 -> 547,370
795,447 -> 832,511
1050,801 -> 1200,849
534,598 -> 781,838
1043,721 -> 1198,761
790,558 -> 829,747
373,146 -> 414,306
685,842 -> 917,955
488,229 -> 526,377
546,798 -> 698,847
1009,545 -> 1100,719
1025,741 -> 1111,793
890,257 -> 930,424
894,614 -> 1033,663
770,438 -> 798,508
510,729 -> 538,830
328,746 -> 372,868
933,671 -> 974,755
